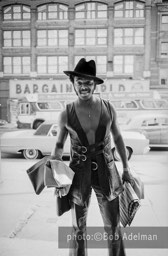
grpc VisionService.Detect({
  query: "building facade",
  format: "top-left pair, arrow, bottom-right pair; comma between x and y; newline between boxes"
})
0,0 -> 168,121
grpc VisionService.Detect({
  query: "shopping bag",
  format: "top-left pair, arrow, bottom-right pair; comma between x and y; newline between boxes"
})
44,159 -> 74,189
56,195 -> 71,216
44,159 -> 74,216
26,156 -> 50,195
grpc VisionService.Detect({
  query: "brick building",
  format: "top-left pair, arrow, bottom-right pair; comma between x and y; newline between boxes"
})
0,0 -> 168,121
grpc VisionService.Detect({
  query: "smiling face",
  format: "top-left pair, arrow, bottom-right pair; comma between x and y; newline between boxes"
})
73,76 -> 96,101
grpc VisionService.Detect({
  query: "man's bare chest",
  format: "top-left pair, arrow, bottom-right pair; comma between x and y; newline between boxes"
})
75,101 -> 101,134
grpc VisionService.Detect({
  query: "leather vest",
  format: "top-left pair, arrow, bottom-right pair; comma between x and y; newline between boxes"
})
66,99 -> 123,206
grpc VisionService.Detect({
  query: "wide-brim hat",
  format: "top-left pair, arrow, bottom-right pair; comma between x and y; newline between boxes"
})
64,58 -> 103,85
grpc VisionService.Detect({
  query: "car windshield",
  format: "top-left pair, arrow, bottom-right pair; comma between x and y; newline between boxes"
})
140,99 -> 168,109
112,100 -> 138,109
140,100 -> 156,109
125,101 -> 138,109
155,100 -> 168,109
112,101 -> 124,109
34,124 -> 52,135
37,101 -> 63,110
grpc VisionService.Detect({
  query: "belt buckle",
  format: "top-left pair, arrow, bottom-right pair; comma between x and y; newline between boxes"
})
81,154 -> 87,161
92,161 -> 98,171
81,146 -> 87,153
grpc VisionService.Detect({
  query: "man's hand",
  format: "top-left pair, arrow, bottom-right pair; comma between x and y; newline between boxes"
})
122,168 -> 134,185
46,156 -> 63,168
55,185 -> 71,197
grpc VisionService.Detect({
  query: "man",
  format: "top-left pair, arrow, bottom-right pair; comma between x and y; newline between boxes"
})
51,58 -> 133,256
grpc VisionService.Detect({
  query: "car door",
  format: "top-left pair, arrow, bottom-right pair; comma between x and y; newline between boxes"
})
141,118 -> 161,144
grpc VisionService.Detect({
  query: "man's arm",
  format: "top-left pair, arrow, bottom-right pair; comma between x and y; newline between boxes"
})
50,110 -> 70,197
51,110 -> 68,160
110,103 -> 133,182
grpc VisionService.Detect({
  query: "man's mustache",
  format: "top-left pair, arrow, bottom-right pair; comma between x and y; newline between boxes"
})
80,88 -> 91,93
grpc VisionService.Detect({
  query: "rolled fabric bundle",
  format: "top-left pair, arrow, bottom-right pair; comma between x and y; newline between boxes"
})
119,182 -> 140,227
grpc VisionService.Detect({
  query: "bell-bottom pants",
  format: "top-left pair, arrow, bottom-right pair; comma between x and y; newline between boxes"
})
69,170 -> 126,256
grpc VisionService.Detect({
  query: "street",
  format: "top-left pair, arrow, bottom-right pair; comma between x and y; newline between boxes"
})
0,150 -> 168,256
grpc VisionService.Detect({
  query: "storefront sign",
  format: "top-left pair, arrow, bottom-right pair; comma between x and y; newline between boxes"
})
9,79 -> 149,98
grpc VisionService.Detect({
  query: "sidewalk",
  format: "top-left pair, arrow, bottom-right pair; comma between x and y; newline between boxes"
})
0,156 -> 168,256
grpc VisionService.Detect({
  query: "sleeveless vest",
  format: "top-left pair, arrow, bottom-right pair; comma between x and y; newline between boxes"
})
66,99 -> 123,206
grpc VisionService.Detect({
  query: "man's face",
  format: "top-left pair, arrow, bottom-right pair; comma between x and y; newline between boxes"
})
73,77 -> 96,100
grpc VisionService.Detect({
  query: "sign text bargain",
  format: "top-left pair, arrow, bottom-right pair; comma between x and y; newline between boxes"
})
9,79 -> 149,98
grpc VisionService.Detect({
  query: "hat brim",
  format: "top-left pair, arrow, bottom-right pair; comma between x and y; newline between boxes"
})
64,71 -> 103,85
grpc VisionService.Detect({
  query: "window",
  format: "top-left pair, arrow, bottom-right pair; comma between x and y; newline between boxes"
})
114,1 -> 144,18
3,5 -> 30,21
142,120 -> 147,127
114,2 -> 124,18
75,29 -> 107,46
114,28 -> 144,45
37,101 -> 62,110
75,2 -> 107,19
161,78 -> 167,85
37,4 -> 68,20
3,30 -> 30,47
37,56 -> 68,74
3,56 -> 30,74
114,55 -> 134,74
154,100 -> 168,109
125,100 -> 138,109
140,100 -> 156,109
141,118 -> 159,127
34,124 -> 52,136
147,118 -> 159,127
112,101 -> 124,109
20,103 -> 30,115
135,2 -> 144,18
49,125 -> 58,137
37,30 -> 68,47
161,15 -> 168,24
161,42 -> 168,57
134,28 -> 144,44
125,1 -> 133,18
161,118 -> 168,126
75,56 -> 107,74
160,69 -> 168,86
124,28 -> 134,44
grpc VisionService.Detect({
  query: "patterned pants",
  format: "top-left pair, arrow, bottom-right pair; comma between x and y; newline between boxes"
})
69,170 -> 126,256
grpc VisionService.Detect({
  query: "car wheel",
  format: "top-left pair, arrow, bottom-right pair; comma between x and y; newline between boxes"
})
112,147 -> 132,161
23,149 -> 41,160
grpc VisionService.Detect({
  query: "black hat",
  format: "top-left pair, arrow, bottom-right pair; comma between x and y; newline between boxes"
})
64,58 -> 103,85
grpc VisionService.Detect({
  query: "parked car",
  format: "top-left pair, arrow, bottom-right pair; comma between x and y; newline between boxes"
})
0,121 -> 149,160
121,113 -> 168,147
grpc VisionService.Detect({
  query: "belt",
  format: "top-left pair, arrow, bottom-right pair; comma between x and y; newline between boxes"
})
72,152 -> 98,170
72,141 -> 105,161
73,148 -> 103,162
